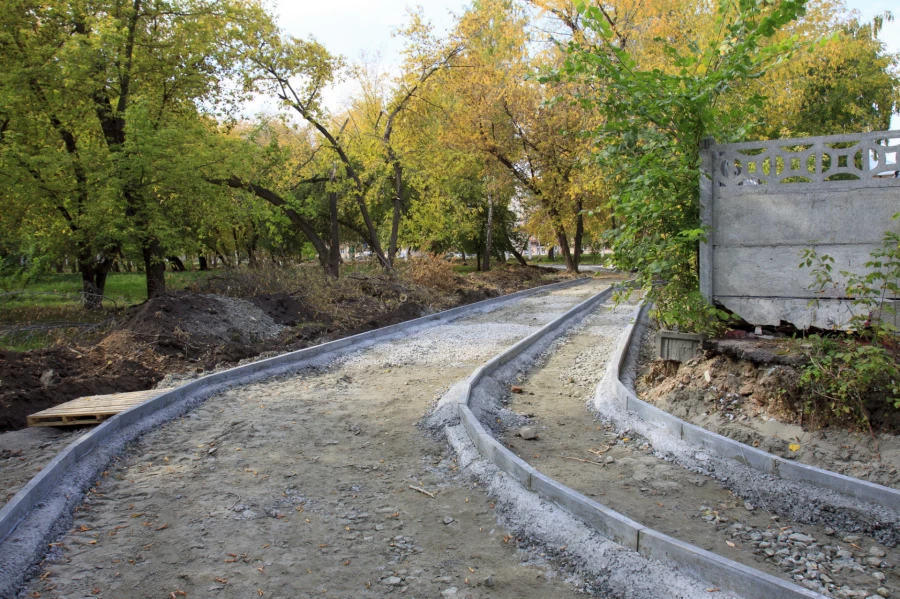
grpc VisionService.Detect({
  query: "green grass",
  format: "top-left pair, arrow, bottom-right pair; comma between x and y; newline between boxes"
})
528,252 -> 612,266
1,271 -> 209,310
451,265 -> 478,274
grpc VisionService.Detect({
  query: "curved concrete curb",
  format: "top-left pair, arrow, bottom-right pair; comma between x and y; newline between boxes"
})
456,294 -> 823,599
607,304 -> 900,512
0,277 -> 590,556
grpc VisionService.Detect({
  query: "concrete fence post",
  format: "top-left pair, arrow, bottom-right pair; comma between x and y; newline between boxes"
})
699,136 -> 715,303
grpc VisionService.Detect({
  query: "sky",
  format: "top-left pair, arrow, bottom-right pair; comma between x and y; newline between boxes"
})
265,0 -> 900,129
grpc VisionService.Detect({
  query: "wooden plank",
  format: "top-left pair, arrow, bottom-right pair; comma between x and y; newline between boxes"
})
27,389 -> 175,428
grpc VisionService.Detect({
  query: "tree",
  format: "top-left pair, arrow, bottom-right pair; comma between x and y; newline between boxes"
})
756,5 -> 899,138
0,0 -> 276,300
250,36 -> 395,267
437,0 -> 604,272
559,0 -> 808,331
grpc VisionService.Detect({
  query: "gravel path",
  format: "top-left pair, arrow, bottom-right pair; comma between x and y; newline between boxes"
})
21,281 -> 613,599
496,299 -> 897,599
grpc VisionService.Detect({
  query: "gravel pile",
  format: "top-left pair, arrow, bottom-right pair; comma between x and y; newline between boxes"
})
209,295 -> 287,340
716,521 -> 893,598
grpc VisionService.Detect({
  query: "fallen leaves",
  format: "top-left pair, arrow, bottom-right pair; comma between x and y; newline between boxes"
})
788,443 -> 801,452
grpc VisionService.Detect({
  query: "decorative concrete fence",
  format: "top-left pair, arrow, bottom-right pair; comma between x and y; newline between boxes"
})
699,130 -> 900,329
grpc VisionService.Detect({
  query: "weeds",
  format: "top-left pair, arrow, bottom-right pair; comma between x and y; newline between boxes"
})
798,222 -> 900,435
401,257 -> 464,294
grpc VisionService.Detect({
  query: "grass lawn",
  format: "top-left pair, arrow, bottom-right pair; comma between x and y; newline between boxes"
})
451,264 -> 478,274
1,271 -> 209,309
528,253 -> 612,266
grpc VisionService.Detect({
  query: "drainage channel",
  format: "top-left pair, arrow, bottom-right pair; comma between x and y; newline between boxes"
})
473,297 -> 895,599
8,279 -> 615,599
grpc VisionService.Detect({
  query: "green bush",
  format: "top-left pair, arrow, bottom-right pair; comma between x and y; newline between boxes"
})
798,222 -> 900,431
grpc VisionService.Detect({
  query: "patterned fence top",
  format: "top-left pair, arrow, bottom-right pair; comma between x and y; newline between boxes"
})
710,130 -> 900,189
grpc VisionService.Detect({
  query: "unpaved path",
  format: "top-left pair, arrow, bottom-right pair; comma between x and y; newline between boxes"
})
504,299 -> 897,599
23,280 -> 616,599
0,427 -> 85,505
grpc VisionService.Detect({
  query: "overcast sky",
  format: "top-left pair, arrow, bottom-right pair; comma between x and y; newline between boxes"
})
263,0 -> 900,129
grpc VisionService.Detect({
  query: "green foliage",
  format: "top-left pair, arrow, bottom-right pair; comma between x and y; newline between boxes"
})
798,223 -> 900,429
559,0 -> 807,333
799,334 -> 900,427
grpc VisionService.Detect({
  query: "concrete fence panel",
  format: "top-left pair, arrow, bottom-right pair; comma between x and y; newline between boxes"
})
700,130 -> 900,329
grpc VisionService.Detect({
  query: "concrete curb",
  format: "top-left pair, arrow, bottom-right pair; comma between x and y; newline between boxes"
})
456,293 -> 824,599
0,277 -> 590,550
609,304 -> 900,511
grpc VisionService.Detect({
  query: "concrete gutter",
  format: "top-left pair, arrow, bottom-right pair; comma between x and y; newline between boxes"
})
455,291 -> 824,599
609,304 -> 900,511
0,276 -> 591,591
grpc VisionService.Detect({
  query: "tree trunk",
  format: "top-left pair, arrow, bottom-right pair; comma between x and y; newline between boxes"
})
326,164 -> 341,278
548,246 -> 554,261
143,238 -> 166,298
388,160 -> 403,266
573,199 -> 584,272
483,194 -> 494,272
199,255 -> 208,271
77,249 -> 114,309
476,252 -> 482,272
504,225 -> 528,266
555,226 -> 576,273
94,261 -> 111,301
168,255 -> 186,272
78,260 -> 101,310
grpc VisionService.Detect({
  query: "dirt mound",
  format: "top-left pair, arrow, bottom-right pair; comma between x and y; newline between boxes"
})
123,291 -> 285,356
468,264 -> 558,291
638,352 -> 804,426
250,292 -> 330,326
0,348 -> 161,432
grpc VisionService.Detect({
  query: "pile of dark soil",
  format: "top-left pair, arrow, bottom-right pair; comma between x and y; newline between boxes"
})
250,292 -> 328,326
0,348 -> 160,432
122,291 -> 287,356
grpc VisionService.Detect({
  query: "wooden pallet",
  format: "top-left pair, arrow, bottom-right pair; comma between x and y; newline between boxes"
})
27,389 -> 175,428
